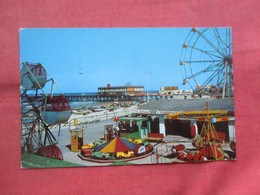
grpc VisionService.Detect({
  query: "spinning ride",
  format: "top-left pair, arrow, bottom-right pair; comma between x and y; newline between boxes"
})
166,102 -> 235,161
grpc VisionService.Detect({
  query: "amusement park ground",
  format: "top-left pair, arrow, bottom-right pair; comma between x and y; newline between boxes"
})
51,118 -> 157,167
44,112 -> 233,167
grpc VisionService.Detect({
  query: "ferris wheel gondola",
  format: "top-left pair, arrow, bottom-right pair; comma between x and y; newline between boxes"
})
42,95 -> 72,126
21,62 -> 47,90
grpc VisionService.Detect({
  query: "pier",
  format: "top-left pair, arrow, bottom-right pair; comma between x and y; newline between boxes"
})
64,93 -> 192,102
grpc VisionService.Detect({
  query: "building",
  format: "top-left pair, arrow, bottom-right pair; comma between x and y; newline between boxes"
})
160,86 -> 193,95
98,84 -> 144,98
160,86 -> 178,95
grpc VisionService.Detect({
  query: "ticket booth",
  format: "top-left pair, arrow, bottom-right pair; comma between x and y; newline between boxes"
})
69,129 -> 84,152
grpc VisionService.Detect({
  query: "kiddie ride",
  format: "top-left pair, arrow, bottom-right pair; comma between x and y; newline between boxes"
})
80,136 -> 153,161
166,103 -> 235,162
80,117 -> 154,162
21,62 -> 71,160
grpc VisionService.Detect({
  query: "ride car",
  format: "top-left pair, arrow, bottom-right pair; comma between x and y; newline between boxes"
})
81,148 -> 92,156
93,140 -> 107,147
128,138 -> 142,144
142,142 -> 154,153
81,144 -> 94,149
91,152 -> 110,160
116,151 -> 134,159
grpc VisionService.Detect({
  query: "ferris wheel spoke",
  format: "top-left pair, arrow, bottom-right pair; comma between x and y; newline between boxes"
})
227,43 -> 232,56
185,44 -> 223,59
193,64 -> 224,90
229,30 -> 232,56
216,28 -> 232,57
213,28 -> 227,56
197,29 -> 225,57
201,68 -> 221,86
185,63 -> 222,81
205,61 -> 224,70
216,67 -> 225,87
227,43 -> 232,52
194,72 -> 219,93
184,60 -> 222,64
188,61 -> 223,82
226,29 -> 230,55
216,28 -> 229,54
187,30 -> 196,44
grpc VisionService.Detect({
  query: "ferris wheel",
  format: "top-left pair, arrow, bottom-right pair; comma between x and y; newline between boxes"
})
20,62 -> 71,160
180,27 -> 233,98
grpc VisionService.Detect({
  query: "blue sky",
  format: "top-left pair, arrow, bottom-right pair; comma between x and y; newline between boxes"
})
20,28 -> 229,93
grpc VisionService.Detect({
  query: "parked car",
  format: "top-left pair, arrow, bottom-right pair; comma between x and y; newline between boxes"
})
89,107 -> 104,112
93,107 -> 104,112
91,152 -> 110,160
116,151 -> 134,159
120,103 -> 130,107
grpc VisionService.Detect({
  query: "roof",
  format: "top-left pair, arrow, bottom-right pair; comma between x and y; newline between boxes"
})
166,110 -> 235,122
119,117 -> 149,121
138,99 -> 234,113
95,136 -> 137,153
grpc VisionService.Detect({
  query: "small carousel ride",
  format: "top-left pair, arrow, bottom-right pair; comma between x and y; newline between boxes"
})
80,117 -> 154,161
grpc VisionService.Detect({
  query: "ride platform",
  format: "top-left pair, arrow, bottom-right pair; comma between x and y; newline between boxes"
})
78,152 -> 153,164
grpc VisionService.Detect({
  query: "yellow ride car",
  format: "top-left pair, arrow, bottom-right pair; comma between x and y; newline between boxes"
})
116,151 -> 134,159
81,144 -> 94,149
128,138 -> 142,144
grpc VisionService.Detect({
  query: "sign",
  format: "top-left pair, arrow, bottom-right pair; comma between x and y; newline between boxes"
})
156,110 -> 176,115
138,110 -> 150,114
127,88 -> 135,92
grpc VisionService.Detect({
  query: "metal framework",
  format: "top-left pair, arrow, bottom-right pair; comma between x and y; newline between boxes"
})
20,62 -> 65,153
195,120 -> 224,160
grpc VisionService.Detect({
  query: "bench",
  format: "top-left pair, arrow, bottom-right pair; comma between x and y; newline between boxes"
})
145,133 -> 164,142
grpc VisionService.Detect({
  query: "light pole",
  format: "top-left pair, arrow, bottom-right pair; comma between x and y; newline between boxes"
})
146,72 -> 152,102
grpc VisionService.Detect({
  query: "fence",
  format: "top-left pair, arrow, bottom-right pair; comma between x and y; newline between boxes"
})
70,107 -> 138,126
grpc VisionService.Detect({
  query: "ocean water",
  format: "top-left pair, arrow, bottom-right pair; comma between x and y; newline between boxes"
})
69,101 -> 97,109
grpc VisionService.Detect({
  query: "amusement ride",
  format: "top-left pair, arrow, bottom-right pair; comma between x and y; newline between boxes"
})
180,27 -> 233,98
20,62 -> 71,160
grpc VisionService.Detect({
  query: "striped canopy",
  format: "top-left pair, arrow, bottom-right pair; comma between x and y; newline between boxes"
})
95,136 -> 137,153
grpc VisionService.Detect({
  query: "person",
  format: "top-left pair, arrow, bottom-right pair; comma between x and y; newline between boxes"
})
109,125 -> 114,139
114,125 -> 119,137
